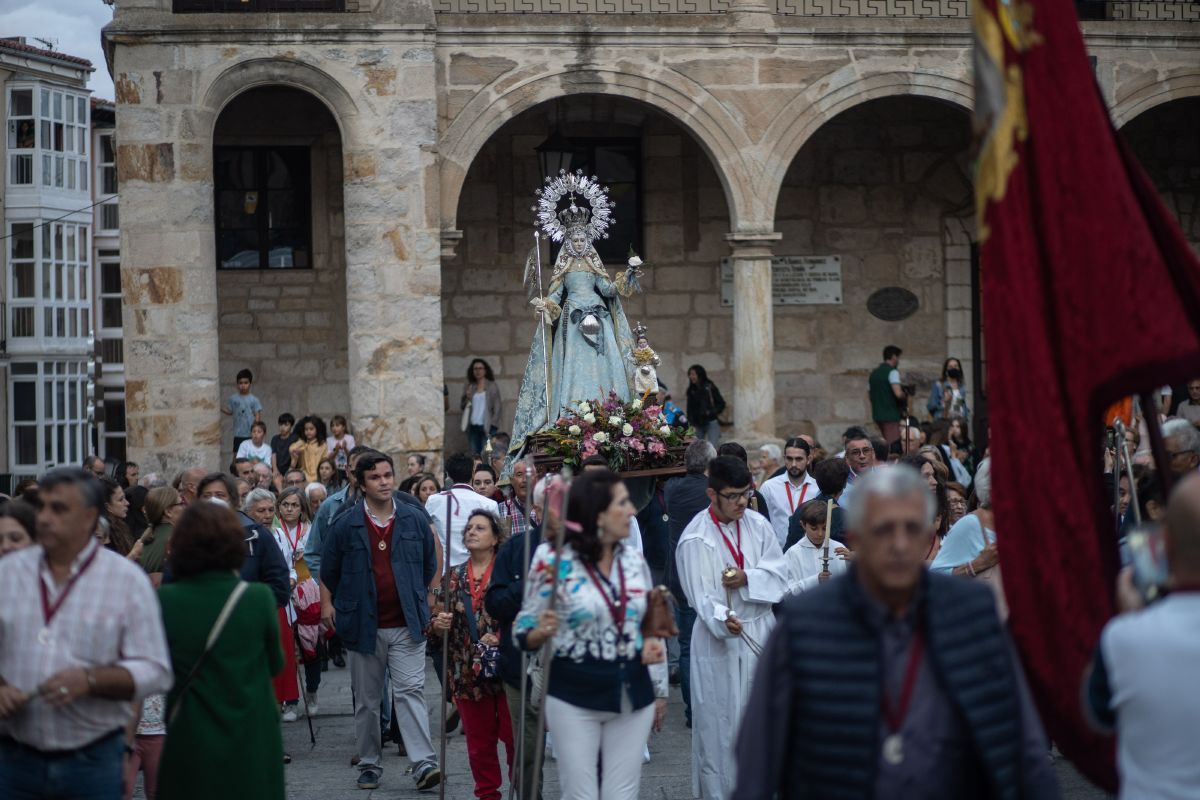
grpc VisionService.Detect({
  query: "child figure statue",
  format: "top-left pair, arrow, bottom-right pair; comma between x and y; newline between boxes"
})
630,322 -> 661,397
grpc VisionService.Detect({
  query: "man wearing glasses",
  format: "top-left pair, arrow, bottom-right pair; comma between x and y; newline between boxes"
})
675,456 -> 787,800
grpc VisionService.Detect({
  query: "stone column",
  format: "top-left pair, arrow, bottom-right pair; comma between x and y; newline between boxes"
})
726,232 -> 781,440
114,54 -> 222,477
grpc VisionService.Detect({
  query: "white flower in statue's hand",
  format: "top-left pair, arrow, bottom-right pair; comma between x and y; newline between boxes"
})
628,256 -> 643,268
568,425 -> 581,436
631,399 -> 643,411
659,425 -> 672,436
622,423 -> 634,436
593,432 -> 608,444
583,413 -> 596,424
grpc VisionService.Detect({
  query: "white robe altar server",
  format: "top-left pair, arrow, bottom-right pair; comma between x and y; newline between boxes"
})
676,456 -> 787,800
783,498 -> 850,596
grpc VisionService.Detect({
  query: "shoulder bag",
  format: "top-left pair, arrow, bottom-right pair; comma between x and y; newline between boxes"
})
166,580 -> 250,725
459,568 -> 501,679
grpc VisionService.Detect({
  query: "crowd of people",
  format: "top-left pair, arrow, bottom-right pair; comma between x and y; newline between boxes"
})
1,354 -> 1199,800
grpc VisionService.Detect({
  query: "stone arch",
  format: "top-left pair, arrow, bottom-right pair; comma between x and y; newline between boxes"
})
439,67 -> 758,233
1111,71 -> 1200,129
761,71 -> 974,223
201,57 -> 361,146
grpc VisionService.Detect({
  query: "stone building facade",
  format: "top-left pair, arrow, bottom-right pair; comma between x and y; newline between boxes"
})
102,0 -> 1200,475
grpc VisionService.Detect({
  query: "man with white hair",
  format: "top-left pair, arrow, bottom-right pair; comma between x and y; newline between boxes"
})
252,461 -> 274,491
756,443 -> 781,485
1162,417 -> 1200,480
305,482 -> 328,512
734,464 -> 1059,800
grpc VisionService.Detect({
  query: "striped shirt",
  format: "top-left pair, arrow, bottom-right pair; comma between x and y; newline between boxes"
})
0,539 -> 172,750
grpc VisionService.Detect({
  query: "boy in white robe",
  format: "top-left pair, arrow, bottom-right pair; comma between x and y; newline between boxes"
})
784,498 -> 851,596
676,456 -> 788,800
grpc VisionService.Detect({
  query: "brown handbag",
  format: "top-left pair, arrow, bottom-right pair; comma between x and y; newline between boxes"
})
641,585 -> 679,638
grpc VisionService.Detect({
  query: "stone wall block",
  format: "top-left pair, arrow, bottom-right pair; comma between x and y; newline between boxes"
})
449,55 -> 517,86
117,143 -> 175,183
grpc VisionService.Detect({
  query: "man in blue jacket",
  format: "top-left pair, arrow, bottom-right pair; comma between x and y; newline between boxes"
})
320,451 -> 440,792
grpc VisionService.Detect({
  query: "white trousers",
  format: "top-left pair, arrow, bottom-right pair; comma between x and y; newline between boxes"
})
544,695 -> 655,800
348,627 -> 437,774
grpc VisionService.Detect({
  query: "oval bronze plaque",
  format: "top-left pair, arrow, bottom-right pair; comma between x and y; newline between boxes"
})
867,287 -> 919,322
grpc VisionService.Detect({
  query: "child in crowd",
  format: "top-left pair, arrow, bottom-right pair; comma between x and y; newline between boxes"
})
221,368 -> 263,458
326,415 -> 356,472
237,421 -> 273,466
271,413 -> 298,489
289,416 -> 327,484
784,499 -> 851,596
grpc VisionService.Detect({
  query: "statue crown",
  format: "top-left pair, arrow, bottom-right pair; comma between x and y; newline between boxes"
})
558,202 -> 591,232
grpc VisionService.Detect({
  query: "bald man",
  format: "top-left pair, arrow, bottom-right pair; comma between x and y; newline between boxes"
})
178,467 -> 206,505
1085,472 -> 1200,799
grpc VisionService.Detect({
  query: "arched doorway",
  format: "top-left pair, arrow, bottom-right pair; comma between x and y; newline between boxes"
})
212,86 -> 350,449
1122,97 -> 1200,250
772,96 -> 974,444
442,95 -> 734,453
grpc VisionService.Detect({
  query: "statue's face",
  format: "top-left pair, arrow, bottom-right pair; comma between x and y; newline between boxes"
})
568,230 -> 588,256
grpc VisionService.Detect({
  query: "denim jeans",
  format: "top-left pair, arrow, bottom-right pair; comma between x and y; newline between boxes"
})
0,730 -> 124,800
674,603 -> 697,724
699,419 -> 721,446
467,425 -> 495,456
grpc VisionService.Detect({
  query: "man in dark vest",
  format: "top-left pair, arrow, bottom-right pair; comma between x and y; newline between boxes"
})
869,345 -> 907,445
732,464 -> 1060,800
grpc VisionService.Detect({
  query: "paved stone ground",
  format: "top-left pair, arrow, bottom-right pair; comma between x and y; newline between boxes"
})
263,662 -> 1110,800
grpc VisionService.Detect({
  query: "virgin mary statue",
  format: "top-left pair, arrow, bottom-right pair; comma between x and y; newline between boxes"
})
507,179 -> 640,461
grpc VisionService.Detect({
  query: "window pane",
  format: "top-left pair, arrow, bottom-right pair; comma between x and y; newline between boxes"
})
56,308 -> 65,337
11,223 -> 33,260
101,262 -> 121,294
69,312 -> 78,338
11,307 -> 33,337
67,266 -> 76,301
9,154 -> 32,184
39,89 -> 49,118
57,423 -> 65,464
101,203 -> 119,230
44,311 -> 53,337
79,162 -> 87,191
105,400 -> 126,432
42,153 -> 51,186
13,263 -> 34,298
81,308 -> 89,334
78,98 -> 87,123
102,165 -> 117,195
9,119 -> 35,149
219,228 -> 262,269
55,156 -> 63,186
12,382 -> 35,421
10,362 -> 35,375
10,89 -> 32,117
102,298 -> 122,329
68,381 -> 78,418
52,92 -> 62,120
100,135 -> 114,164
15,426 -> 36,466
53,123 -> 63,152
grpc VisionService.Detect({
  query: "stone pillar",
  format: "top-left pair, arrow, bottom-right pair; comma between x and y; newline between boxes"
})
726,232 -> 781,440
114,54 -> 222,477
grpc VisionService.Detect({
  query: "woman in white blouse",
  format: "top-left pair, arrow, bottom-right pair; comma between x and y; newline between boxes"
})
516,469 -> 668,800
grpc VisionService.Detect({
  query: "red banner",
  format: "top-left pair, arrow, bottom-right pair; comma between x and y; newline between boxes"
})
974,0 -> 1200,790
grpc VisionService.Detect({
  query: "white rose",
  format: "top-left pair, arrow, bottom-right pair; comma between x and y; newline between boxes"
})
610,417 -> 623,429
579,402 -> 592,414
583,413 -> 596,424
659,425 -> 672,436
622,423 -> 634,436
628,256 -> 643,268
593,431 -> 608,444
631,399 -> 643,411
568,425 -> 581,436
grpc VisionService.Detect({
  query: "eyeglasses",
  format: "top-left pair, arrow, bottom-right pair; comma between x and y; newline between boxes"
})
846,447 -> 873,458
717,489 -> 755,503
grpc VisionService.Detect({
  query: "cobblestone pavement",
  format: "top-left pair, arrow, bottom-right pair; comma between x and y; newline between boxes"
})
263,661 -> 1110,800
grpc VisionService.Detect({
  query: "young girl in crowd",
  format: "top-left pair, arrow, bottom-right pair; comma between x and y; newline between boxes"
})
317,457 -> 345,491
327,415 -> 356,471
413,474 -> 441,505
289,416 -> 327,484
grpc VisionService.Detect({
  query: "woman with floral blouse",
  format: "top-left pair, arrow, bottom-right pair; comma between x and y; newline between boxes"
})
430,510 -> 512,800
516,469 -> 669,800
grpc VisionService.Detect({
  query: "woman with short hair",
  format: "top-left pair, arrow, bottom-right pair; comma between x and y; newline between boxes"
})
156,502 -> 285,800
516,469 -> 669,800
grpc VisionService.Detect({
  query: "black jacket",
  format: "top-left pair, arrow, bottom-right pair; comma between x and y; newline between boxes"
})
485,524 -> 541,688
239,512 -> 291,608
663,472 -> 710,606
686,380 -> 725,426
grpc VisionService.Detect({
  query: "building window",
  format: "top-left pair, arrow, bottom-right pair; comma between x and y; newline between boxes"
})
214,146 -> 312,269
102,397 -> 127,463
99,260 -> 123,332
7,88 -> 35,186
564,138 -> 642,265
6,222 -> 90,345
100,203 -> 119,231
8,360 -> 89,472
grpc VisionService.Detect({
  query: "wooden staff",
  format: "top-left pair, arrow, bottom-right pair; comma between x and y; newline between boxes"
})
510,454 -> 537,800
529,468 -> 572,800
437,483 -> 453,800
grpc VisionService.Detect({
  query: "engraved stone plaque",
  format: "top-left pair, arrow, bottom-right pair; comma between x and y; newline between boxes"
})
866,287 -> 920,322
719,255 -> 842,307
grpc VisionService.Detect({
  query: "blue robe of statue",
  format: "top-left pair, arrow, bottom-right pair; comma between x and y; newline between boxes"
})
508,246 -> 638,462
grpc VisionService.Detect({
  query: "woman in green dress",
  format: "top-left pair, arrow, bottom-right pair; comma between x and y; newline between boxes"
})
157,501 -> 285,800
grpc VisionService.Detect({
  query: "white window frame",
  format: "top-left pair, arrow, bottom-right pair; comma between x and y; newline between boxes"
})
8,360 -> 90,473
5,220 -> 92,347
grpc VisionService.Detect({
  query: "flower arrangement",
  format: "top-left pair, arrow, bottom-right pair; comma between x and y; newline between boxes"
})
542,391 -> 692,471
